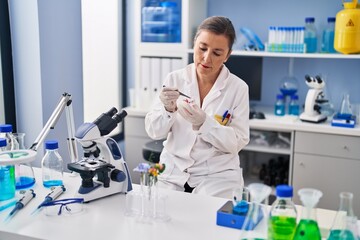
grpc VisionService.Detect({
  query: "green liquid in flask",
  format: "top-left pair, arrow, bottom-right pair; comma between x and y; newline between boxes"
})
293,219 -> 321,240
327,229 -> 356,240
268,216 -> 297,240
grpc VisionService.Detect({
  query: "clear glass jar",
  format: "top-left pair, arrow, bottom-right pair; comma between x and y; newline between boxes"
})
274,94 -> 286,116
42,140 -> 64,188
321,17 -> 336,53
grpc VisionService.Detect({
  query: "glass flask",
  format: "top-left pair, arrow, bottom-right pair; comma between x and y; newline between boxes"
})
239,183 -> 272,240
327,192 -> 359,240
268,185 -> 297,240
12,133 -> 36,189
339,94 -> 353,118
279,75 -> 299,97
293,188 -> 323,240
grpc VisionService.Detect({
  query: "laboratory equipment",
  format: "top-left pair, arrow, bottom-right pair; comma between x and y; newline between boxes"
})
32,185 -> 66,214
300,75 -> 328,123
239,183 -> 271,239
0,138 -> 15,201
12,132 -> 35,189
334,0 -> 360,54
67,107 -> 132,202
5,189 -> 36,222
293,188 -> 323,240
327,192 -> 359,240
289,95 -> 300,116
41,140 -> 64,188
268,185 -> 297,240
142,0 -> 181,43
274,94 -> 286,116
304,17 -> 318,53
279,75 -> 298,97
322,17 -> 336,53
331,93 -> 356,128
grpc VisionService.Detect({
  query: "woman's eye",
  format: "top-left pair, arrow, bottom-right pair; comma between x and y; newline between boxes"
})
199,47 -> 207,52
213,52 -> 221,56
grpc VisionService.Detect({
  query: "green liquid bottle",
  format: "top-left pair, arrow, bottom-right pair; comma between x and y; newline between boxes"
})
293,188 -> 323,240
268,185 -> 297,240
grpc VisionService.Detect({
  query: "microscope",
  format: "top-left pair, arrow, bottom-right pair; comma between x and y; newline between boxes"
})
299,75 -> 328,123
68,107 -> 132,202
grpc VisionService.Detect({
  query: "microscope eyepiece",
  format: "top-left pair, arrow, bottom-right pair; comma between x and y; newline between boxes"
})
113,110 -> 127,124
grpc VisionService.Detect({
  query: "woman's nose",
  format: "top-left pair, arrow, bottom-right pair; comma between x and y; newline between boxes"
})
203,51 -> 211,62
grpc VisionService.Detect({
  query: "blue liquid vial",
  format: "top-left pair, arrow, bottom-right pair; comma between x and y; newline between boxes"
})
304,17 -> 317,53
0,138 -> 16,201
321,17 -> 336,53
289,95 -> 300,116
275,94 -> 286,116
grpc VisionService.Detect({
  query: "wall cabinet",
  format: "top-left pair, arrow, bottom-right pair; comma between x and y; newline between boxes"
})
293,131 -> 360,216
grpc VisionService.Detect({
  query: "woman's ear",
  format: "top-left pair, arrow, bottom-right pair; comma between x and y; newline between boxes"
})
224,50 -> 232,63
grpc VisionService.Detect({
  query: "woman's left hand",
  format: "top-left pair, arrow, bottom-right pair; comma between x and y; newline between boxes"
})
178,101 -> 206,130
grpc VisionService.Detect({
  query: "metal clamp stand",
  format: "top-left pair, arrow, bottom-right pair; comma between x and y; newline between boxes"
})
29,92 -> 78,163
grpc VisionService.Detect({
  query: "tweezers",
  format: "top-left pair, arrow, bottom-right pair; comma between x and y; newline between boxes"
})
162,85 -> 191,99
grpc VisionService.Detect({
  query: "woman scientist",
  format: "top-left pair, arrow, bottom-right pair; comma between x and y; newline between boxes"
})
145,16 -> 249,199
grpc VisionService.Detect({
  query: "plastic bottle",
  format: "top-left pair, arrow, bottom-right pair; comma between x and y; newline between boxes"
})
289,94 -> 300,116
0,138 -> 16,201
42,140 -> 64,188
274,94 -> 286,116
0,124 -> 19,150
304,17 -> 318,53
322,17 -> 336,53
268,185 -> 297,240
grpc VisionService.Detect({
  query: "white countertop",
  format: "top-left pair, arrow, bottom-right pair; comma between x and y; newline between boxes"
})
124,106 -> 360,137
1,168 -> 357,240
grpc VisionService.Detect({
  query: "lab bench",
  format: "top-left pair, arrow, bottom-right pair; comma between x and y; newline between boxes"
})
123,106 -> 360,216
0,167 -> 355,240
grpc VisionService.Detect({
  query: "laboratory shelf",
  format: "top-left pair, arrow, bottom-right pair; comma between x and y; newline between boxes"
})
231,50 -> 360,59
187,49 -> 360,59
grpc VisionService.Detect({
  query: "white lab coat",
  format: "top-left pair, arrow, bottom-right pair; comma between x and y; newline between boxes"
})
145,63 -> 250,199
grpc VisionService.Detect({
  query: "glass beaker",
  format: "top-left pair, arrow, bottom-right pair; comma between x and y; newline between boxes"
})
293,188 -> 323,240
12,133 -> 36,189
239,183 -> 272,240
327,192 -> 358,240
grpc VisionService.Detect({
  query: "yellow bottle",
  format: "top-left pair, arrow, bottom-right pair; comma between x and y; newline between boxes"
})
334,0 -> 360,54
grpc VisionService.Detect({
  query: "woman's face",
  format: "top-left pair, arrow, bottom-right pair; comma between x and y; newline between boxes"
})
193,30 -> 231,81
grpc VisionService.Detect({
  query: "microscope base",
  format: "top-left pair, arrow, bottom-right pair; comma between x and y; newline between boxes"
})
74,180 -> 130,202
299,113 -> 327,123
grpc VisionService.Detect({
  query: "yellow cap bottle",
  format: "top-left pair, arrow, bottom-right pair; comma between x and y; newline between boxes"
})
334,0 -> 360,54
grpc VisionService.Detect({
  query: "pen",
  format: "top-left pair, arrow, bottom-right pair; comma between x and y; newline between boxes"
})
31,185 -> 66,215
5,189 -> 36,222
162,85 -> 191,99
222,110 -> 229,122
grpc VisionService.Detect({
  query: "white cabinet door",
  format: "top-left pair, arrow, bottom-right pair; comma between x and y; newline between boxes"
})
293,153 -> 360,216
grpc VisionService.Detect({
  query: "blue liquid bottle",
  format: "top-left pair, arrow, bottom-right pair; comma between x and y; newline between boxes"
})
42,140 -> 64,188
304,17 -> 318,53
289,94 -> 300,116
321,17 -> 336,53
0,138 -> 16,201
275,94 -> 286,116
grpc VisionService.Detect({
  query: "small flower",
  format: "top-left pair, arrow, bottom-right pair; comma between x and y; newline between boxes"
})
133,163 -> 150,173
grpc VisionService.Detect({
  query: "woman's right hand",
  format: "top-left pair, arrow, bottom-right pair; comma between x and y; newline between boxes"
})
159,87 -> 180,112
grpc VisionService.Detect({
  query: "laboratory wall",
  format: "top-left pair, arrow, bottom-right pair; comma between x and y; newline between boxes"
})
9,0 -> 83,167
126,0 -> 360,111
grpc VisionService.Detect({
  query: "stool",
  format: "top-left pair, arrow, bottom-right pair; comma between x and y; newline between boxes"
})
142,139 -> 165,163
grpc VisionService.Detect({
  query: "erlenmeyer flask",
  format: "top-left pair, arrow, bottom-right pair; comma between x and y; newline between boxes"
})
340,94 -> 353,118
12,133 -> 36,189
327,192 -> 358,240
239,183 -> 272,240
293,188 -> 323,240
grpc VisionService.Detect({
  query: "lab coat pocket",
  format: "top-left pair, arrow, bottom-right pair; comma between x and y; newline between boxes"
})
214,114 -> 230,126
